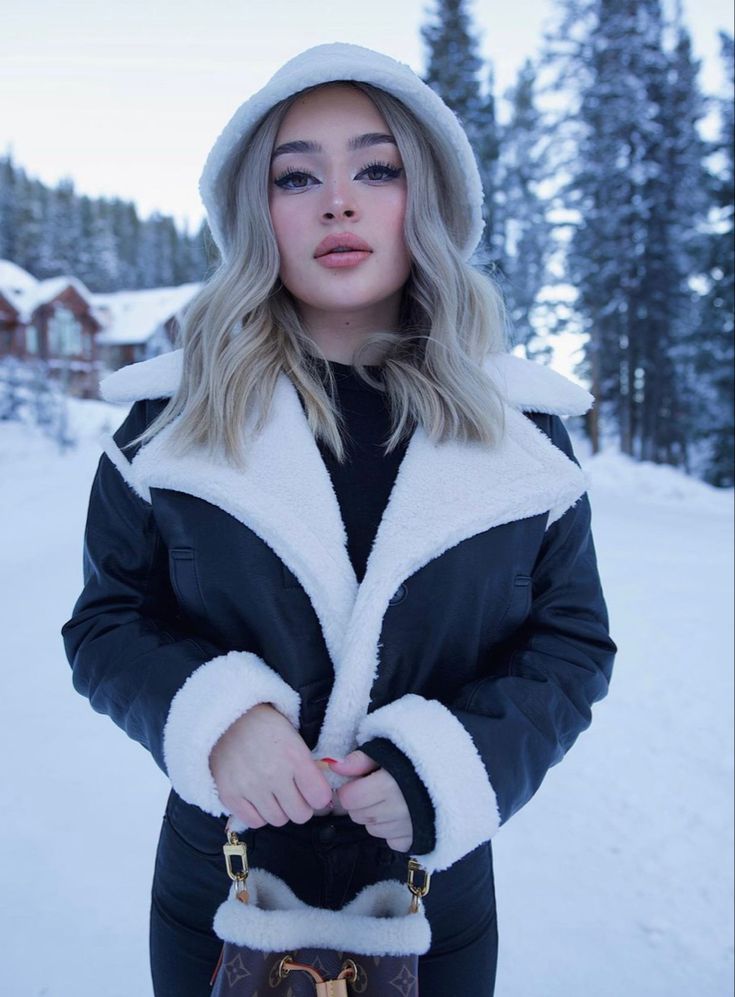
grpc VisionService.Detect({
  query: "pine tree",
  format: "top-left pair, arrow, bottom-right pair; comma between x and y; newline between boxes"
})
88,199 -> 122,291
543,0 -> 713,465
546,0 -> 649,452
0,155 -> 211,291
649,17 -> 712,469
420,0 -> 501,271
12,176 -> 46,277
0,152 -> 14,261
42,178 -> 84,276
693,31 -> 734,486
113,200 -> 143,288
497,59 -> 554,356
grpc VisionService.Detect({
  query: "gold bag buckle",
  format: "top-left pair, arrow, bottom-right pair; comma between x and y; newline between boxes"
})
407,857 -> 431,913
223,830 -> 250,903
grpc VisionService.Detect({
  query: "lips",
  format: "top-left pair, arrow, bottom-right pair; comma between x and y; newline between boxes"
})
314,233 -> 373,258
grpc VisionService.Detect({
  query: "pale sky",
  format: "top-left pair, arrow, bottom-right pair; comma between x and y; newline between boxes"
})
1,0 -> 732,231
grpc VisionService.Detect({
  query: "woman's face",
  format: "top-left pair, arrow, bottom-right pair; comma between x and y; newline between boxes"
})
268,83 -> 411,342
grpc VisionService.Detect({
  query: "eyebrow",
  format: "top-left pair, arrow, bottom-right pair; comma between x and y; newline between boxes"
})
271,132 -> 397,161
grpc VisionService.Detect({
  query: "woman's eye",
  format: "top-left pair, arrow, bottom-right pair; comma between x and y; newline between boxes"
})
273,161 -> 403,190
359,161 -> 404,182
273,169 -> 313,190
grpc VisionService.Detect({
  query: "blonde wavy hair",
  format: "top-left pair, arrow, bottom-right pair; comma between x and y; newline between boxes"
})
126,80 -> 509,466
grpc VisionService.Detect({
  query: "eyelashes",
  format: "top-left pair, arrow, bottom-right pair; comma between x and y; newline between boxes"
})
273,159 -> 404,190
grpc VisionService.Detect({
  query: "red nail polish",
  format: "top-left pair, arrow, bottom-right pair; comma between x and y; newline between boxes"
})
320,757 -> 339,764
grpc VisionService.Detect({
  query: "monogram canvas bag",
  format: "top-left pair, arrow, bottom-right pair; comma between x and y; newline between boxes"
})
209,826 -> 432,996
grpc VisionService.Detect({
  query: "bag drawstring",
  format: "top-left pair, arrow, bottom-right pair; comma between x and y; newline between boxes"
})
276,953 -> 358,995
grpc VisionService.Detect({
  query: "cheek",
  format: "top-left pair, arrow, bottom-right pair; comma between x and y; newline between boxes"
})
385,190 -> 408,254
269,195 -> 309,244
269,201 -> 310,277
268,199 -> 292,251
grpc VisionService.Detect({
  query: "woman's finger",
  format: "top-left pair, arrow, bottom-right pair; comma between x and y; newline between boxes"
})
294,761 -> 335,811
347,802 -> 399,824
277,777 -> 318,825
386,835 -> 413,853
368,819 -> 408,835
233,797 -> 267,829
255,792 -> 290,827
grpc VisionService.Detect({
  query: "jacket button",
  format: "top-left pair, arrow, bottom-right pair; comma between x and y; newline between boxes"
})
389,583 -> 407,606
317,823 -> 337,844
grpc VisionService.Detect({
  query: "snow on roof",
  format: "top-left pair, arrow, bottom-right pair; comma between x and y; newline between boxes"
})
93,283 -> 202,344
0,260 -> 38,315
0,260 -> 37,293
31,276 -> 95,312
0,261 -> 96,321
0,260 -> 202,343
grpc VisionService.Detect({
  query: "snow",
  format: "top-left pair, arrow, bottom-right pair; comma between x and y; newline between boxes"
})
93,284 -> 201,345
1,403 -> 732,997
0,260 -> 201,345
0,261 -> 97,321
0,259 -> 39,300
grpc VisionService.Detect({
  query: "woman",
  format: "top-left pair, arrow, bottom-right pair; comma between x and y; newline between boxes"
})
61,43 -> 617,996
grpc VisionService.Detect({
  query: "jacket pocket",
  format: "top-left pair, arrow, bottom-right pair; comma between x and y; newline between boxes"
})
495,574 -> 533,638
168,546 -> 208,619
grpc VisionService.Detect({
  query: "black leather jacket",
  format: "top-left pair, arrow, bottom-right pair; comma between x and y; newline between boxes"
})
61,352 -> 617,873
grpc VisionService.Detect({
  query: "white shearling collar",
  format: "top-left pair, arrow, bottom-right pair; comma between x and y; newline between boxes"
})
99,347 -> 593,417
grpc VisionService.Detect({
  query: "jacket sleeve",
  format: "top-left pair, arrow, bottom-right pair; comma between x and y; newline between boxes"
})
61,399 -> 302,817
356,413 -> 617,872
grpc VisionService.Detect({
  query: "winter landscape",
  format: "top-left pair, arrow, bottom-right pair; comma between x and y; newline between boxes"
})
2,0 -> 733,994
1,397 -> 732,997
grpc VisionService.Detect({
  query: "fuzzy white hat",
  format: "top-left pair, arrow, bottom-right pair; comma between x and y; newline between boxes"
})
198,42 -> 485,263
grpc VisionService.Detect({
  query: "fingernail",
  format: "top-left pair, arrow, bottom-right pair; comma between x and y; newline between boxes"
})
317,757 -> 340,770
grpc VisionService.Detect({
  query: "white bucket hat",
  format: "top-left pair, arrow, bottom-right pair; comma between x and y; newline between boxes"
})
198,42 -> 485,264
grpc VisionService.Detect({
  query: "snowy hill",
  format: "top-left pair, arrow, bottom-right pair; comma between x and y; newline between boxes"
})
1,402 -> 732,997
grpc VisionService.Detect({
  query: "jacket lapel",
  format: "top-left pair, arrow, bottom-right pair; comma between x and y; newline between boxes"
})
129,373 -> 358,668
315,403 -> 589,757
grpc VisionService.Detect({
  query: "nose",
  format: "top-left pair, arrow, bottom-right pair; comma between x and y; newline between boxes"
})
321,173 -> 359,221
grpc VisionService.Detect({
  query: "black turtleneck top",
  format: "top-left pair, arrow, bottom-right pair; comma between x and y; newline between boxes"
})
313,358 -> 407,583
308,358 -> 437,856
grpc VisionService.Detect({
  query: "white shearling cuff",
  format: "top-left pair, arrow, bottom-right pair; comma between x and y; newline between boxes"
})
162,650 -> 301,816
357,694 -> 500,873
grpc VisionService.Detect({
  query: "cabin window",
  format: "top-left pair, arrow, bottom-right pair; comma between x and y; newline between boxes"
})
25,325 -> 39,354
47,306 -> 82,355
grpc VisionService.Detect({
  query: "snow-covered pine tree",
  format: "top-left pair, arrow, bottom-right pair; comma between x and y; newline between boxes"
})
693,31 -> 734,487
138,213 -> 177,289
649,14 -> 712,470
541,0 -> 644,453
0,155 -> 211,291
88,199 -> 122,292
543,0 -> 713,465
420,0 -> 501,273
11,174 -> 46,278
628,0 -> 709,467
0,151 -> 14,261
112,200 -> 142,289
45,178 -> 84,277
496,59 -> 554,358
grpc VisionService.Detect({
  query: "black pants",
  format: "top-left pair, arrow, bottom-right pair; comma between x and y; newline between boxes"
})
150,790 -> 498,996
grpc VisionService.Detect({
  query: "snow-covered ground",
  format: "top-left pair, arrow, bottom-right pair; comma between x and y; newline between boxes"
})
1,399 -> 732,997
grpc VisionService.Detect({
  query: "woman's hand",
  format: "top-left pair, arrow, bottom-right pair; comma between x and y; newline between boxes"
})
209,703 -> 334,828
330,751 -> 414,852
